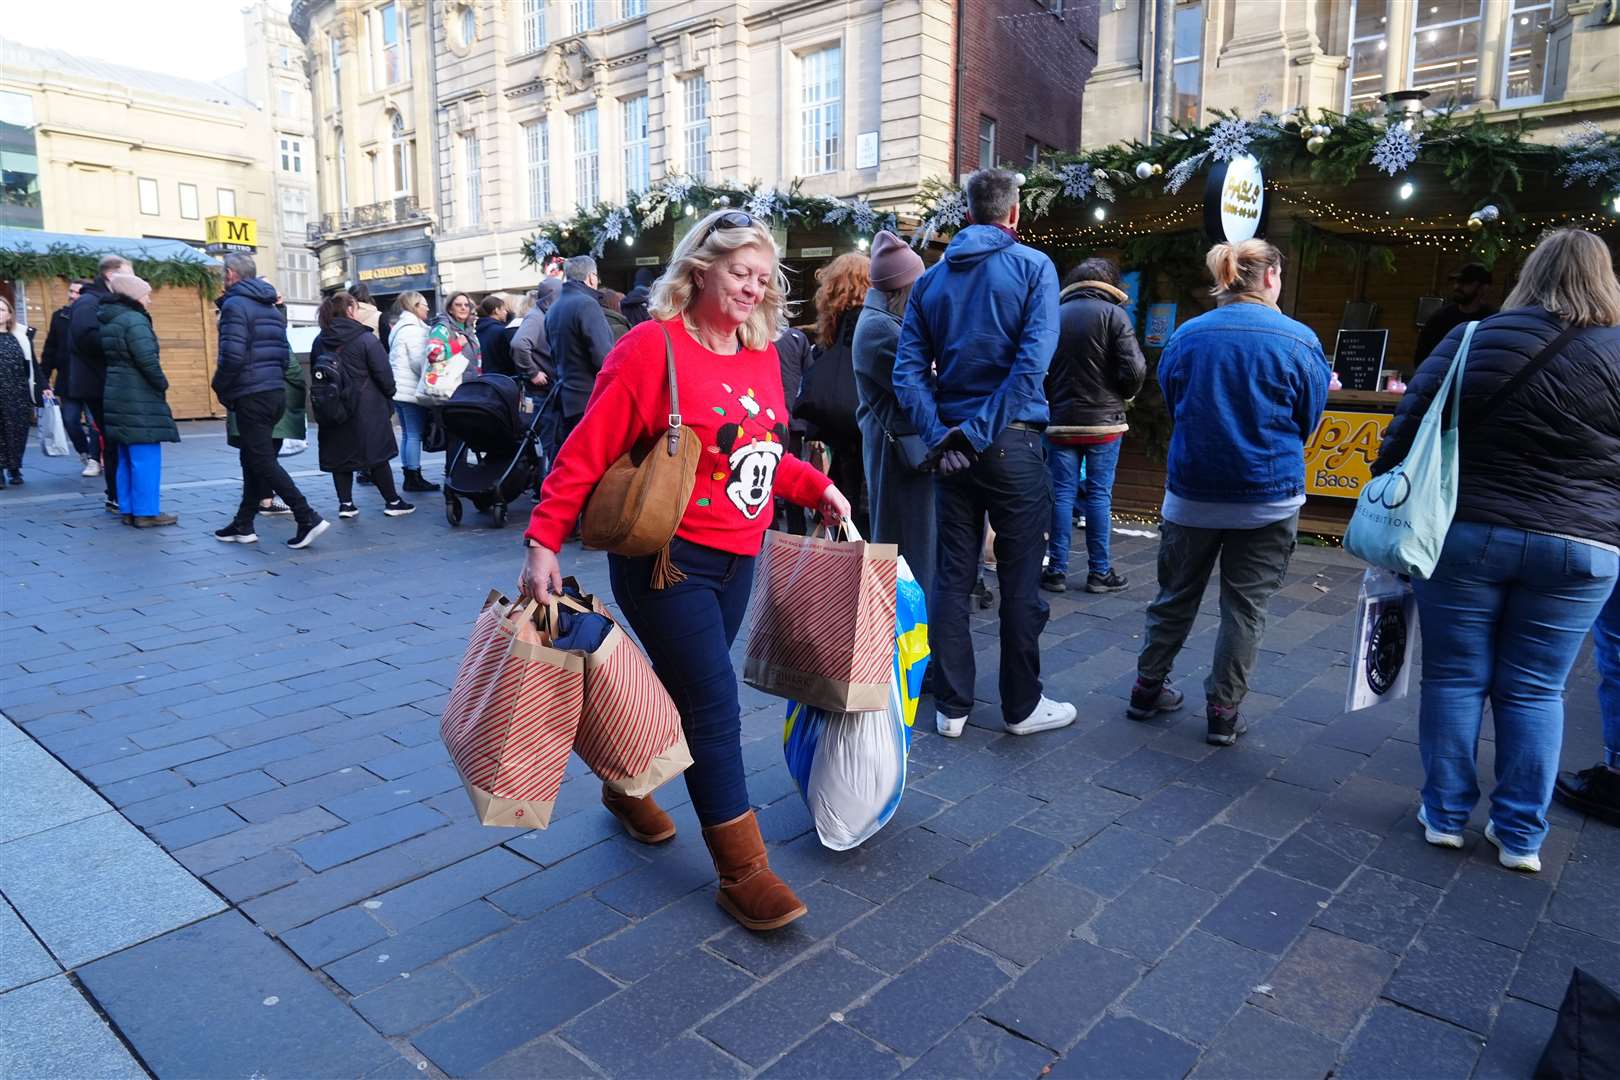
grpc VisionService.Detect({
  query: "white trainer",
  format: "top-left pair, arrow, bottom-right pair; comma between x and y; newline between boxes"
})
81,457 -> 102,477
936,713 -> 967,738
1485,822 -> 1541,873
1416,805 -> 1463,849
1005,696 -> 1077,736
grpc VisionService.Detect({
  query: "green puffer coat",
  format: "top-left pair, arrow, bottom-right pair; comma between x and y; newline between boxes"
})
227,350 -> 306,444
99,295 -> 179,444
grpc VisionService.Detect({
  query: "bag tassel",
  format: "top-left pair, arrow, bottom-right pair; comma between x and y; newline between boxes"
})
649,543 -> 686,591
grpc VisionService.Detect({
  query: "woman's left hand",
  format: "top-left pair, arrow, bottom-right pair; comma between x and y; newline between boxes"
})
817,484 -> 851,527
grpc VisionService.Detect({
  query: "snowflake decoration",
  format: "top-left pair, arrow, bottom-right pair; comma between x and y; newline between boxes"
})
1558,121 -> 1620,189
588,208 -> 632,257
661,175 -> 695,207
531,236 -> 557,263
1370,125 -> 1420,176
1207,117 -> 1252,162
1057,163 -> 1094,202
745,188 -> 799,223
822,196 -> 882,234
912,189 -> 968,249
1164,152 -> 1208,195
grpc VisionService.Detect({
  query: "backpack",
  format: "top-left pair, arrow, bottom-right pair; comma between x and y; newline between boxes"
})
309,349 -> 356,426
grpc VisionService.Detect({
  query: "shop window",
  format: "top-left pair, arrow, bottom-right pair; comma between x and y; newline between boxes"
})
519,0 -> 546,54
1409,0 -> 1482,107
682,75 -> 709,181
1345,0 -> 1390,111
179,183 -> 199,220
1500,0 -> 1551,106
800,45 -> 842,176
978,116 -> 997,168
523,118 -> 550,219
1172,1 -> 1202,125
623,94 -> 649,195
570,0 -> 597,35
138,177 -> 160,216
216,188 -> 236,216
573,106 -> 600,206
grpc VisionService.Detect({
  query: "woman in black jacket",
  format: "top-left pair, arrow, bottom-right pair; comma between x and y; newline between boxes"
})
476,295 -> 515,377
314,292 -> 414,519
1042,258 -> 1147,595
1370,229 -> 1620,873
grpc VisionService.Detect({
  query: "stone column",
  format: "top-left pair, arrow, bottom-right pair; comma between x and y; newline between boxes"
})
1475,0 -> 1509,107
876,0 -> 953,197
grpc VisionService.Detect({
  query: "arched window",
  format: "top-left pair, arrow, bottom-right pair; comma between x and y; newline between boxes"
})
390,112 -> 411,196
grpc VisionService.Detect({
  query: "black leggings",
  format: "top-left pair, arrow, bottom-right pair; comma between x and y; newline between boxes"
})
333,464 -> 399,504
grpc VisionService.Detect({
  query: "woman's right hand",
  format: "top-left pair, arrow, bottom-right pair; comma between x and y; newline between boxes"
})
520,543 -> 563,600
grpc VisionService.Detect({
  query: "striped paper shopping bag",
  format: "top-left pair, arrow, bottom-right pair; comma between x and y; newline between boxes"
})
744,524 -> 899,713
555,585 -> 692,799
440,592 -> 584,829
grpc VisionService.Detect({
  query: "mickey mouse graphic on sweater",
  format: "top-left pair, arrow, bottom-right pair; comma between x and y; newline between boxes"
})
709,382 -> 787,522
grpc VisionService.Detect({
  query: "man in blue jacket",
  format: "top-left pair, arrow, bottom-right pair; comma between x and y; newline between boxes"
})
894,168 -> 1075,740
211,253 -> 326,549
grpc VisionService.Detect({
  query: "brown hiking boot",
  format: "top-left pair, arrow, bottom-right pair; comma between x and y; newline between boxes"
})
601,785 -> 676,844
701,810 -> 807,931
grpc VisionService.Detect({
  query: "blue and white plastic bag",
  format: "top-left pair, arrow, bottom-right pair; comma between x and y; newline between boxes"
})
783,556 -> 929,850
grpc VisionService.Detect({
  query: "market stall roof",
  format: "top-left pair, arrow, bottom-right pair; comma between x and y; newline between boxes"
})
0,228 -> 218,266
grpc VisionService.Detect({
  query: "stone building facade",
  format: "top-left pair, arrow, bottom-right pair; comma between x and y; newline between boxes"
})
1083,0 -> 1620,150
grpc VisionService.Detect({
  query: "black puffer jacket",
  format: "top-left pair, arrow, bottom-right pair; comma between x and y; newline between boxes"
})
212,277 -> 291,406
1371,306 -> 1620,546
1044,281 -> 1147,434
66,281 -> 112,401
315,317 -> 398,473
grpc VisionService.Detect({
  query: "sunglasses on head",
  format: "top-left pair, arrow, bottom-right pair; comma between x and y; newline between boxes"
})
701,210 -> 755,245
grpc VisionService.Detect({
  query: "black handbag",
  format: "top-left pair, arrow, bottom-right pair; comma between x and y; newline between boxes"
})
888,429 -> 932,473
422,410 -> 448,454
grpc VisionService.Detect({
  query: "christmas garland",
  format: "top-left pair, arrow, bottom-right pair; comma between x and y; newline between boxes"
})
518,113 -> 1620,269
519,175 -> 898,266
0,243 -> 219,296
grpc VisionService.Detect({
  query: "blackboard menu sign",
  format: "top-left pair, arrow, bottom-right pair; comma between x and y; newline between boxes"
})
1334,329 -> 1389,391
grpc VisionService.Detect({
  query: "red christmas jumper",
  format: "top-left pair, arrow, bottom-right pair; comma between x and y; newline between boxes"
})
525,318 -> 832,555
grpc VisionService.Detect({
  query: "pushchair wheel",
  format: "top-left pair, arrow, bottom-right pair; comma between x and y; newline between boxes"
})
445,494 -> 463,526
492,502 -> 508,529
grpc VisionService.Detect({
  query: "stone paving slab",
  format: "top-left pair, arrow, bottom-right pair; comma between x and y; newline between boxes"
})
0,975 -> 146,1080
3,426 -> 1619,1078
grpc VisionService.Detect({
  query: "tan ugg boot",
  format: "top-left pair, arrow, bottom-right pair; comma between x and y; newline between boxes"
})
601,785 -> 676,844
701,810 -> 807,931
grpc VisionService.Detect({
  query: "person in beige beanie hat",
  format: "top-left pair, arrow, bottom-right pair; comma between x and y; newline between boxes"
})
851,230 -> 934,594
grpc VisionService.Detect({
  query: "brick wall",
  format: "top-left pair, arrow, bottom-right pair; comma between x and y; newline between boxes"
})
956,0 -> 1099,175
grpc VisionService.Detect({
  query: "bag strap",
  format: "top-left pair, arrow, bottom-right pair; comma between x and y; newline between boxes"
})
660,325 -> 682,456
1437,320 -> 1477,433
1465,323 -> 1584,427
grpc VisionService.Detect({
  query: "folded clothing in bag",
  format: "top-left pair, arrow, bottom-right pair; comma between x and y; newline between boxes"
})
784,557 -> 929,850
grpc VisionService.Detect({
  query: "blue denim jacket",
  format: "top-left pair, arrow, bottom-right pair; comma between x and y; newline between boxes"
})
892,225 -> 1059,452
1158,300 -> 1330,503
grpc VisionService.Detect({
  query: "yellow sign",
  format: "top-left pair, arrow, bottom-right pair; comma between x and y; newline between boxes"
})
1304,410 -> 1391,499
358,262 -> 429,283
204,215 -> 257,252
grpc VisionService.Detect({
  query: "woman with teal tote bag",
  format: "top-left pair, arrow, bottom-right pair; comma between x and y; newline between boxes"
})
1360,229 -> 1620,875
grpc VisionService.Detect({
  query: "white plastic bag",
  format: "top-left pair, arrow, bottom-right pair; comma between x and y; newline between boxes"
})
783,557 -> 929,850
1345,567 -> 1418,713
37,398 -> 72,457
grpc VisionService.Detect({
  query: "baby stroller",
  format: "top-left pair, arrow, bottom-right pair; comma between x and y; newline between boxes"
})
441,374 -> 546,528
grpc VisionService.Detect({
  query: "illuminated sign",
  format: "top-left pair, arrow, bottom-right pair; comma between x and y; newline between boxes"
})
204,215 -> 257,253
1304,410 -> 1391,499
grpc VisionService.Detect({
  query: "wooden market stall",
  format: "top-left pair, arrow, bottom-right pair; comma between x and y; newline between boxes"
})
0,229 -> 223,419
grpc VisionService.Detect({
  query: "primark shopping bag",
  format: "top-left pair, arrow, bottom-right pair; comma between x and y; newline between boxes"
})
37,398 -> 72,457
1343,321 -> 1476,579
439,591 -> 583,828
1344,568 -> 1418,713
550,581 -> 692,799
744,522 -> 899,713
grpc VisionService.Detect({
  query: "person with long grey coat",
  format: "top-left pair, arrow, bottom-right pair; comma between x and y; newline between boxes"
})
851,230 -> 934,596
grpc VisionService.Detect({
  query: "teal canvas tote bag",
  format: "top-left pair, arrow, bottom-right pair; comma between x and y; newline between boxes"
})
1343,321 -> 1478,579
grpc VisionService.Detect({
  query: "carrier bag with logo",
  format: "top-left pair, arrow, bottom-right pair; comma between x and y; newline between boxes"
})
439,591 -> 584,828
783,557 -> 930,850
744,522 -> 899,712
550,580 -> 692,798
1345,568 -> 1418,713
1343,321 -> 1476,579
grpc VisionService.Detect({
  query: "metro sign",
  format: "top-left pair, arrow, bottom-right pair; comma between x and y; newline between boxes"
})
205,215 -> 258,253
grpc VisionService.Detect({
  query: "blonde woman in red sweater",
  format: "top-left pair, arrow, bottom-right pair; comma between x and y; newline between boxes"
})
520,211 -> 850,931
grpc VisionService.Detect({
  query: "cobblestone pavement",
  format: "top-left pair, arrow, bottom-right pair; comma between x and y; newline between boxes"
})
3,424 -> 1617,1079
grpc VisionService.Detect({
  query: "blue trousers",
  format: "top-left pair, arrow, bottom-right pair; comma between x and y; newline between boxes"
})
1593,581 -> 1620,770
1046,438 -> 1121,577
1413,522 -> 1618,855
61,397 -> 93,456
116,443 -> 162,517
395,402 -> 428,471
609,537 -> 755,827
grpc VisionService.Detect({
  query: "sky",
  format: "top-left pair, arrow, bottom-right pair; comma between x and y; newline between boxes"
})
5,0 -> 251,83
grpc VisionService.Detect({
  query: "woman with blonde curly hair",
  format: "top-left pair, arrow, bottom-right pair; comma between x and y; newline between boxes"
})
797,252 -> 871,534
520,210 -> 851,932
